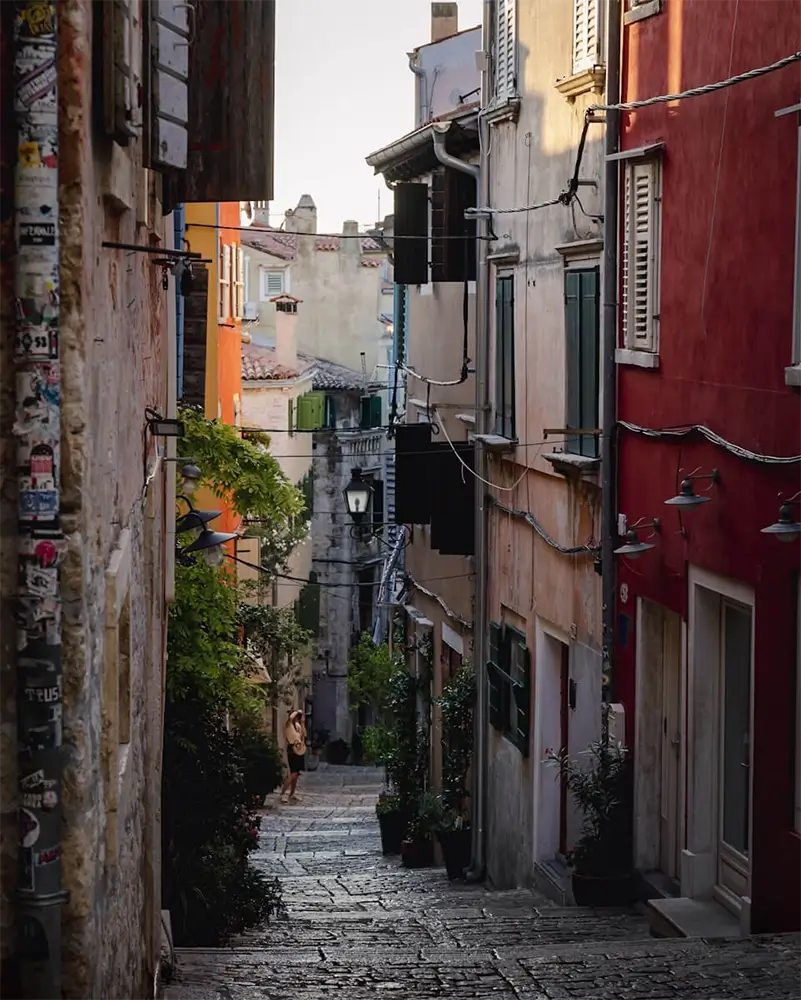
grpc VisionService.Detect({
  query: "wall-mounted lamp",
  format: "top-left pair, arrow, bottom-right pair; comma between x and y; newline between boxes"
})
665,468 -> 720,508
179,462 -> 202,496
614,518 -> 661,559
176,506 -> 222,535
146,408 -> 185,438
343,467 -> 373,525
760,494 -> 801,544
181,528 -> 237,566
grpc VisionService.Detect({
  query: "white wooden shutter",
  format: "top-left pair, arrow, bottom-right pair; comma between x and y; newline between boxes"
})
573,0 -> 601,75
149,0 -> 190,169
623,162 -> 658,351
103,0 -> 142,139
234,246 -> 245,320
495,0 -> 517,101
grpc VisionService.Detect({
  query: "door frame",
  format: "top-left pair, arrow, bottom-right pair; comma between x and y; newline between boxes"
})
684,566 -> 754,925
633,598 -> 685,879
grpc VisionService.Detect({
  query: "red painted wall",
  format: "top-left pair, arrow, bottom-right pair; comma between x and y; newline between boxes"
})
616,0 -> 801,932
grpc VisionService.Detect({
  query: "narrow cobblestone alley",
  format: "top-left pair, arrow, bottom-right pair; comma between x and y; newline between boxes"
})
165,766 -> 800,999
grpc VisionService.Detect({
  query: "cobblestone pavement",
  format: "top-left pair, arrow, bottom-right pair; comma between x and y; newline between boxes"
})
165,765 -> 800,999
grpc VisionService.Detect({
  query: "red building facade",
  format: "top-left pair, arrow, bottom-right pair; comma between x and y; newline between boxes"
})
613,0 -> 800,935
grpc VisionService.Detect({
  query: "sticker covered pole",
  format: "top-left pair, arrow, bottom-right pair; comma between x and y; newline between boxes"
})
13,2 -> 67,996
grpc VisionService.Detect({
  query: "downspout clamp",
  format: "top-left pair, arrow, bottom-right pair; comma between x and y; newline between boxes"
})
432,123 -> 481,180
13,3 -> 68,997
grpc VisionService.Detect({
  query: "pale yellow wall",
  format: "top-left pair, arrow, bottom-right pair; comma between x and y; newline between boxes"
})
242,244 -> 391,374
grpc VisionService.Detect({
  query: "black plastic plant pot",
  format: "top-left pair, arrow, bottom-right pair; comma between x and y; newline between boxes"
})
377,809 -> 406,855
437,827 -> 472,880
401,836 -> 434,869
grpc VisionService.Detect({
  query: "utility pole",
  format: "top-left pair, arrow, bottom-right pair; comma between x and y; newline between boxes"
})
13,3 -> 68,996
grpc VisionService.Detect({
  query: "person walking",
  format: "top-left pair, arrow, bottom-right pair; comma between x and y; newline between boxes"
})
280,709 -> 307,804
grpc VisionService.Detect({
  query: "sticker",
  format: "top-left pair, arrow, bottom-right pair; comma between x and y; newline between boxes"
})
19,478 -> 58,521
34,845 -> 60,867
19,532 -> 65,565
20,848 -> 35,893
15,48 -> 57,113
23,682 -> 60,704
19,221 -> 55,247
20,808 -> 40,847
14,365 -> 60,438
15,324 -> 59,361
20,769 -> 44,790
620,582 -> 629,604
17,3 -> 56,40
24,563 -> 58,598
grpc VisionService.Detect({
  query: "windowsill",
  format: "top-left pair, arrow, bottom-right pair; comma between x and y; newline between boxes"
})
785,364 -> 801,387
475,433 -> 515,452
543,451 -> 600,478
555,66 -> 606,101
485,98 -> 521,126
615,348 -> 660,369
455,413 -> 476,426
624,0 -> 663,24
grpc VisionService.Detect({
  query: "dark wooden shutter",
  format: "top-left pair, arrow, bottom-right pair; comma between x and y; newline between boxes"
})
360,396 -> 370,428
509,630 -> 531,756
565,268 -> 599,457
180,263 -> 208,407
494,274 -> 515,439
370,394 -> 382,428
430,168 -> 447,282
145,0 -> 190,170
431,168 -> 477,283
394,423 -> 434,525
430,442 -> 475,556
182,0 -> 276,201
324,395 -> 336,428
393,183 -> 429,286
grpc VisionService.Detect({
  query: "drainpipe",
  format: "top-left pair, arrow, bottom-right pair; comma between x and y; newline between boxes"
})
174,204 -> 186,399
465,0 -> 493,884
13,3 -> 68,997
601,0 -> 622,703
408,52 -> 427,127
432,124 -> 481,181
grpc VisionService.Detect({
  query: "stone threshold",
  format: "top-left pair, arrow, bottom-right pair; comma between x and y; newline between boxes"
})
647,897 -> 741,939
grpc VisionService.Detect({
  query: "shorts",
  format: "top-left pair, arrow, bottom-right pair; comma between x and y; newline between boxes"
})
287,748 -> 306,774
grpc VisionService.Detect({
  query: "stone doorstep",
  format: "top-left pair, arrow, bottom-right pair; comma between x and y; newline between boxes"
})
647,897 -> 741,939
532,859 -> 573,906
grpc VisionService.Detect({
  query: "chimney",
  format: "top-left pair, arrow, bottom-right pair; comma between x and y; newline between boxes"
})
342,220 -> 360,259
431,2 -> 457,42
284,194 -> 317,235
273,295 -> 300,370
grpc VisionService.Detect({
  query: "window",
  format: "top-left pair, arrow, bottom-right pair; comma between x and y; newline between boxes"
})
565,267 -> 600,457
441,643 -> 463,685
218,242 -> 231,321
296,391 -> 324,431
622,160 -> 661,352
260,268 -> 285,300
100,0 -> 143,141
233,245 -> 245,320
324,394 -> 336,429
495,0 -> 517,102
287,397 -> 295,437
572,0 -> 601,75
360,394 -> 382,429
487,622 -> 531,755
494,272 -> 515,439
243,254 -> 251,303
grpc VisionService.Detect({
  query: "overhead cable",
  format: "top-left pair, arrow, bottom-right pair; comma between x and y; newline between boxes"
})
619,421 -> 801,465
588,50 -> 801,114
436,412 -> 532,492
405,573 -> 473,630
490,496 -> 599,557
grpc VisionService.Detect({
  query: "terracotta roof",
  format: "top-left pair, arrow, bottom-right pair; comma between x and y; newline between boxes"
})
242,229 -> 384,262
241,344 -> 365,392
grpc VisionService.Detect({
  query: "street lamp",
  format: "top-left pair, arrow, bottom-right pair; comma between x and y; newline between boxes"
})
182,528 -> 237,566
760,495 -> 801,544
343,467 -> 373,525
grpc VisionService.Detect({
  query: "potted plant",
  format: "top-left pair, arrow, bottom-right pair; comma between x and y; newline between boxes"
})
400,791 -> 438,869
376,791 -> 406,855
545,709 -> 637,906
433,665 -> 475,880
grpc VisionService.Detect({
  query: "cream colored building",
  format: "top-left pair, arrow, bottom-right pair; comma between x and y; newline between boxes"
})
240,195 -> 393,376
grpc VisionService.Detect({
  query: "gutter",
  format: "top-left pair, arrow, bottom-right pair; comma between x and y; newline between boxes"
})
432,123 -> 481,180
465,0 -> 493,885
13,4 -> 68,995
408,52 -> 428,128
365,109 -> 479,174
601,0 -> 622,701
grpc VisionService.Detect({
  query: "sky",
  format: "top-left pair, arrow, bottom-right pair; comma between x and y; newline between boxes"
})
271,0 -> 483,235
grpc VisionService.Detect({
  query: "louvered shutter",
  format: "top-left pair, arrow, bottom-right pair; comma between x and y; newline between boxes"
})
623,163 -> 657,351
393,184 -> 429,286
495,0 -> 517,101
371,480 -> 385,529
102,0 -> 142,141
509,631 -> 531,756
147,0 -> 190,170
573,0 -> 600,75
370,395 -> 382,428
266,271 -> 284,296
234,246 -> 245,320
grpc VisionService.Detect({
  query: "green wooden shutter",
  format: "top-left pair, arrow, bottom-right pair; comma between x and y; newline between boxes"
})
324,395 -> 336,428
370,394 -> 382,428
296,391 -> 324,430
287,397 -> 295,435
565,268 -> 599,457
488,622 -> 503,730
360,396 -> 370,428
511,636 -> 531,756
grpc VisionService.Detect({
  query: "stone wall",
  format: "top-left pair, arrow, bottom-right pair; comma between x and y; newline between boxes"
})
1,2 -> 169,995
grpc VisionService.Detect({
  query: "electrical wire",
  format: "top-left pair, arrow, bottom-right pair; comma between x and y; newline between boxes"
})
435,412 -> 532,492
618,420 -> 801,465
490,496 -> 599,557
184,221 -> 483,241
227,552 -> 473,589
588,49 -> 801,114
405,572 -> 473,630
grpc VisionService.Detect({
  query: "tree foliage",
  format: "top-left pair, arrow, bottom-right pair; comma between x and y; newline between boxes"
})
436,665 -> 475,819
347,633 -> 403,715
238,601 -> 312,708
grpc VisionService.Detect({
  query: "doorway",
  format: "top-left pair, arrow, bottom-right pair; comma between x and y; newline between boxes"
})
634,599 -> 682,881
685,568 -> 754,921
535,624 -> 571,862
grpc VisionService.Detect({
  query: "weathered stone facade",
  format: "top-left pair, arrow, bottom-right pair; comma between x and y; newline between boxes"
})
1,2 -> 169,995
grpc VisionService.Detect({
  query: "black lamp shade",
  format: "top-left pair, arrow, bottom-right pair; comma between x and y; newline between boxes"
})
343,468 -> 373,524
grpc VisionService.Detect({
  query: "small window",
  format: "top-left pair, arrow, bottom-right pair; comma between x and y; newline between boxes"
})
495,0 -> 517,102
494,272 -> 515,439
219,242 -> 231,321
360,395 -> 382,429
233,245 -> 245,320
572,0 -> 601,76
565,267 -> 600,457
622,159 -> 661,353
260,268 -> 285,300
324,395 -> 336,429
487,622 -> 530,755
